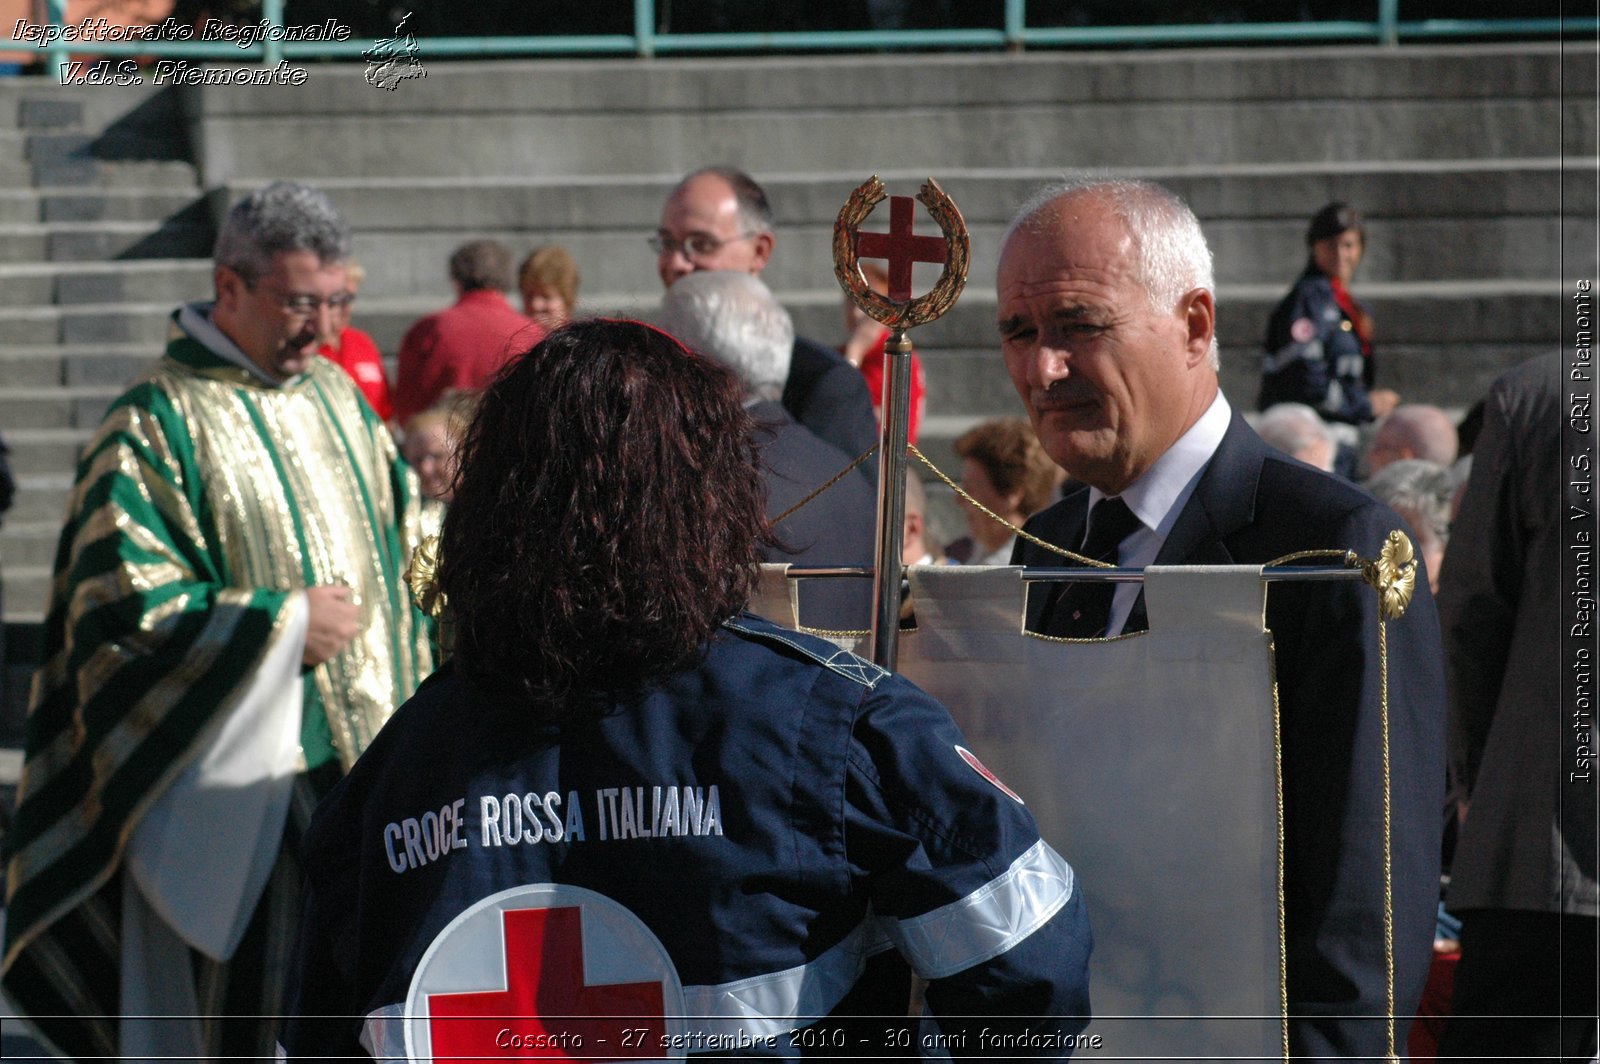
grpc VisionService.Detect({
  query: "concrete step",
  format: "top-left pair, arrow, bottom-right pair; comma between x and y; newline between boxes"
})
0,80 -> 179,138
208,96 -> 1594,182
0,192 -> 39,225
0,220 -> 211,262
3,432 -> 91,476
0,343 -> 161,389
1,522 -> 63,570
0,386 -> 122,430
0,260 -> 212,307
39,189 -> 207,225
0,227 -> 47,262
78,160 -> 203,191
1,564 -> 52,624
25,130 -> 92,163
3,471 -> 77,524
16,97 -> 86,130
203,44 -> 1596,117
265,159 -> 1595,297
189,45 -> 1596,181
0,301 -> 176,345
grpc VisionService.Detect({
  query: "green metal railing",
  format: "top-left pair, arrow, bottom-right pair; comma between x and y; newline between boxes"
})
3,0 -> 1594,80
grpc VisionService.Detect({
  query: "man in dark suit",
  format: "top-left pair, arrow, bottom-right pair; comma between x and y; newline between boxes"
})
1001,178 -> 1445,1058
658,269 -> 876,629
654,167 -> 879,464
1436,353 -> 1597,1059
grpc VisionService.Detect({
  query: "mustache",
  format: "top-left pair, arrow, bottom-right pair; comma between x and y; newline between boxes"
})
290,321 -> 320,351
1031,382 -> 1099,410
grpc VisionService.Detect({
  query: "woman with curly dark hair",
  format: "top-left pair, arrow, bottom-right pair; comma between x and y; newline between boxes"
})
282,319 -> 1091,1060
438,317 -> 775,716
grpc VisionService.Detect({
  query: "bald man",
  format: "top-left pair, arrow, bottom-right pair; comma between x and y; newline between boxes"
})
1001,177 -> 1446,1059
655,167 -> 879,464
1366,403 -> 1460,474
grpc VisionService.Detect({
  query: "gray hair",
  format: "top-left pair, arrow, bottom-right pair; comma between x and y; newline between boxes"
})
1008,176 -> 1219,370
213,181 -> 351,284
658,270 -> 793,401
1258,403 -> 1336,467
1365,459 -> 1454,544
449,239 -> 515,292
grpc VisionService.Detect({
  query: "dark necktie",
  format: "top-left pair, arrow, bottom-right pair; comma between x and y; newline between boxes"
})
1049,496 -> 1142,638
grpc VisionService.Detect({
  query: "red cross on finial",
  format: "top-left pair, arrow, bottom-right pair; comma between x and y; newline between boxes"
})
427,906 -> 666,1062
854,195 -> 949,303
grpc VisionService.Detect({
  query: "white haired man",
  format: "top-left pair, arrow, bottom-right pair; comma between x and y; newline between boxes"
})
1257,401 -> 1339,473
1001,177 -> 1445,1058
1,182 -> 433,1061
659,270 -> 875,627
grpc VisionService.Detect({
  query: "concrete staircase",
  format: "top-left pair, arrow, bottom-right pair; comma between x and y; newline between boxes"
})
0,82 -> 214,729
2,39 -> 1596,633
180,42 -> 1593,514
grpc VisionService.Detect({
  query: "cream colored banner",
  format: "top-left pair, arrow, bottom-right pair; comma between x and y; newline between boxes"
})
756,563 -> 1284,1059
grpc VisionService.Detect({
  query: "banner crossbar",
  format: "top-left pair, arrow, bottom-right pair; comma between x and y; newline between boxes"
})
782,564 -> 1367,584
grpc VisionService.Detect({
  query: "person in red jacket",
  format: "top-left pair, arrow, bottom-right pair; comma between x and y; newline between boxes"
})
840,260 -> 927,444
394,240 -> 546,423
315,260 -> 393,421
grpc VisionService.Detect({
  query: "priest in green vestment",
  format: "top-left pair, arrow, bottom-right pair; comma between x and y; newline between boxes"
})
1,182 -> 435,1060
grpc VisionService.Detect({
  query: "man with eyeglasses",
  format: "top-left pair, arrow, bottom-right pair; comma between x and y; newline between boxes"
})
1,181 -> 434,1063
655,167 -> 879,465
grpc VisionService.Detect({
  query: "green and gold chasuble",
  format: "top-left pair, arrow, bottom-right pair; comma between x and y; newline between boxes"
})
1,333 -> 434,1059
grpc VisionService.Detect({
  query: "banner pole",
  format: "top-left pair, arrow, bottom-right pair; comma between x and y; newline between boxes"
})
869,328 -> 914,669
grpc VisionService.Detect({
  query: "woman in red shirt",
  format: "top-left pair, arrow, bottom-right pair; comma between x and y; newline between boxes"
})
317,260 -> 394,422
839,262 -> 926,444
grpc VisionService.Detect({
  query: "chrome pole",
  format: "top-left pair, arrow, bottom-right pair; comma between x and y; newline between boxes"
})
868,329 -> 915,669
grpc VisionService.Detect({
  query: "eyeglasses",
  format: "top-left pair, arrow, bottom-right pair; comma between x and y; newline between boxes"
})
252,285 -> 356,317
648,231 -> 758,260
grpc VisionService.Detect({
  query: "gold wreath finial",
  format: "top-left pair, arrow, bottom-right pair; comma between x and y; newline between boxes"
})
832,175 -> 969,330
404,535 -> 447,618
1361,530 -> 1417,620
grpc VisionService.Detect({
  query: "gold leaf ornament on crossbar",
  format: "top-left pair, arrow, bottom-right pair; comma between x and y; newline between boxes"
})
833,176 -> 969,329
1363,530 -> 1417,621
404,534 -> 447,618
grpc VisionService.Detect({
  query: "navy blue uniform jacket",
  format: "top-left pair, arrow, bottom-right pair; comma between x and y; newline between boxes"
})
1013,413 -> 1444,1060
282,615 -> 1092,1060
1259,267 -> 1377,425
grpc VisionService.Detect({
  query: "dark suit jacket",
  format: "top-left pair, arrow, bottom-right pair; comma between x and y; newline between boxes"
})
1014,411 -> 1446,1059
1438,353 -> 1594,916
750,400 -> 877,631
783,335 -> 881,467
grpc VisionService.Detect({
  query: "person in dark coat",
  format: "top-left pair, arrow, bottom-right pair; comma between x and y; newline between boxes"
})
1259,202 -> 1400,475
1435,353 -> 1597,1059
280,320 -> 1094,1060
999,177 -> 1445,1059
659,269 -> 877,630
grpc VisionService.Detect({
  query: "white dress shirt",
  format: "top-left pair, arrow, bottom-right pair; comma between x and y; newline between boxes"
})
1087,391 -> 1232,636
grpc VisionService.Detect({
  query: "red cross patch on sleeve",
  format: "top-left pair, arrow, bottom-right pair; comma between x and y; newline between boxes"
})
956,745 -> 1025,804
